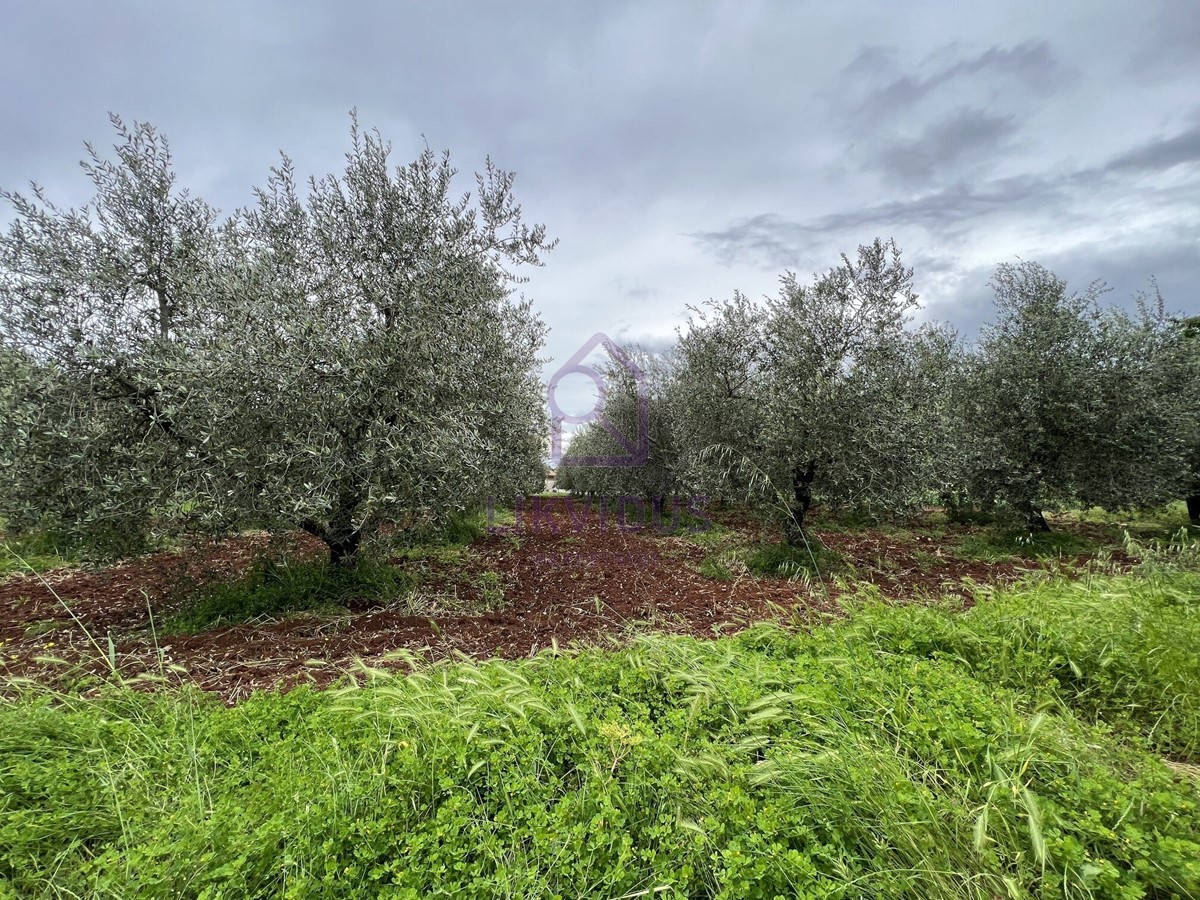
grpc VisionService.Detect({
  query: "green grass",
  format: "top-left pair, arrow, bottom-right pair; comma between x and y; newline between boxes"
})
674,520 -> 741,550
1064,501 -> 1197,535
683,526 -> 843,582
386,508 -> 499,551
743,538 -> 842,577
391,542 -> 473,567
696,554 -> 736,580
952,528 -> 1105,562
0,530 -> 79,579
846,534 -> 1200,758
4,567 -> 1198,897
167,558 -> 416,633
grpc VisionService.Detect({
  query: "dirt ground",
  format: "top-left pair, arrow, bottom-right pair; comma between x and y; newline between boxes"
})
0,498 -> 1104,701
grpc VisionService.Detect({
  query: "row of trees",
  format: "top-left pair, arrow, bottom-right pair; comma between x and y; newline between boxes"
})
3,119 -> 1196,568
0,116 -> 551,565
560,240 -> 1200,539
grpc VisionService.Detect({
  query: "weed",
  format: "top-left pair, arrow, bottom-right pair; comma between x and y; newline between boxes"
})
167,558 -> 416,632
743,539 -> 842,578
473,571 -> 506,610
0,530 -> 79,579
697,555 -> 736,580
2,570 -> 1199,897
953,528 -> 1102,562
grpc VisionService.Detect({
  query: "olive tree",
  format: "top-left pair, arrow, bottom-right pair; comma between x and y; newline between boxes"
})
0,115 -> 553,564
671,292 -> 770,505
673,239 -> 944,542
962,263 -> 1198,529
556,345 -> 678,503
1082,292 -> 1200,516
1167,314 -> 1200,524
0,117 -> 223,551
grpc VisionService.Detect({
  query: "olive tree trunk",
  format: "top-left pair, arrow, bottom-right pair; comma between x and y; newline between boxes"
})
785,459 -> 817,546
300,491 -> 365,567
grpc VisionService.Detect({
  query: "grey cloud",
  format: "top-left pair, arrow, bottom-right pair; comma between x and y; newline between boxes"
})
1125,1 -> 1200,77
1105,122 -> 1200,174
691,174 -> 1060,269
870,109 -> 1020,186
936,239 -> 1200,342
850,40 -> 1065,122
696,119 -> 1200,271
689,213 -> 811,270
1,0 -> 1198,377
834,42 -> 1068,195
1041,240 -> 1200,316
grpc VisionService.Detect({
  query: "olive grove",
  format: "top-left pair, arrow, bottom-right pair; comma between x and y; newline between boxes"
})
562,240 -> 967,543
560,245 -> 1200,536
4,119 -> 1199,566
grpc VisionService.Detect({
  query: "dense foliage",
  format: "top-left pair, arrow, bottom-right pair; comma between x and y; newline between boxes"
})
0,116 -> 551,564
3,120 -> 1199,562
960,266 -> 1199,529
560,249 -> 1200,537
2,568 -> 1198,898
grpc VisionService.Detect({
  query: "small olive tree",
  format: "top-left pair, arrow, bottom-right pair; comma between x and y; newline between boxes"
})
0,115 -> 553,564
555,345 -> 678,503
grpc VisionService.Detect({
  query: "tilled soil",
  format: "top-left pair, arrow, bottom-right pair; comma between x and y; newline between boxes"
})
1,498 -> 1072,701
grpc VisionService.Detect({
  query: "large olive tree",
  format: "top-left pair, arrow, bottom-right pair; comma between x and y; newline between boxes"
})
961,263 -> 1198,529
671,292 -> 770,506
1169,315 -> 1200,525
0,115 -> 553,564
672,239 -> 947,542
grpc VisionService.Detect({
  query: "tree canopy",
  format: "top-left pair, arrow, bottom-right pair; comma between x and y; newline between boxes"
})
0,115 -> 553,563
4,118 -> 1199,563
559,247 -> 1200,535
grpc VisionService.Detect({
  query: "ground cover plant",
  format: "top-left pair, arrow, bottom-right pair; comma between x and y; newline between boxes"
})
0,528 -> 78,579
166,557 -> 418,634
2,564 -> 1199,899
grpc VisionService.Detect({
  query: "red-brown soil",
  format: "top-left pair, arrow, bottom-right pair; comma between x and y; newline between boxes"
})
0,498 -> 1095,701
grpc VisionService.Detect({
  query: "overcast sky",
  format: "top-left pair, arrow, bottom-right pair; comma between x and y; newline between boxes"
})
2,1 -> 1197,419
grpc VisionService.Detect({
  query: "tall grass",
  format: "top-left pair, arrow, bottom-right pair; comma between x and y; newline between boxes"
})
1,566 -> 1198,897
845,529 -> 1200,757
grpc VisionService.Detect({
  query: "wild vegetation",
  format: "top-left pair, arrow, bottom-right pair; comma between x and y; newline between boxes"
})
2,557 -> 1199,898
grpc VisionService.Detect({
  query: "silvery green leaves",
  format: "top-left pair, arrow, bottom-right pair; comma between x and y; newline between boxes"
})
672,239 -> 941,541
0,115 -> 552,564
567,242 -> 1199,539
557,345 -> 678,499
962,263 -> 1200,528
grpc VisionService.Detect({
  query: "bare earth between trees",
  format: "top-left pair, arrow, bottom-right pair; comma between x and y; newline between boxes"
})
0,498 -> 1125,702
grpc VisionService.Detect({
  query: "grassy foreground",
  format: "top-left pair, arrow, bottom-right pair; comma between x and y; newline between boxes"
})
2,569 -> 1200,898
